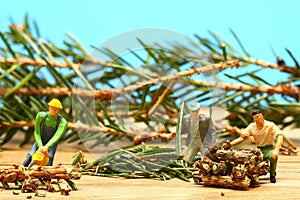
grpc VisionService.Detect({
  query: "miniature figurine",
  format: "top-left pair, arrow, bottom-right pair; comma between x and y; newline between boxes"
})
181,102 -> 216,162
23,98 -> 68,167
223,110 -> 283,183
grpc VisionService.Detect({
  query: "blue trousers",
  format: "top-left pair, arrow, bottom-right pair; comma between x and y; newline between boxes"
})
22,142 -> 58,166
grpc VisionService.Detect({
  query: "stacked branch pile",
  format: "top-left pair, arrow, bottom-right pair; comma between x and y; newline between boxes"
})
194,145 -> 269,190
0,164 -> 81,192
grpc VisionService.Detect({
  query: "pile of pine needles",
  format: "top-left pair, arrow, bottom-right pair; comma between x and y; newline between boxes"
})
72,143 -> 195,181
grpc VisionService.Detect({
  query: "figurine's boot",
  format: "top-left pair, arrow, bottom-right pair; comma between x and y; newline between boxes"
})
270,175 -> 276,183
270,172 -> 277,183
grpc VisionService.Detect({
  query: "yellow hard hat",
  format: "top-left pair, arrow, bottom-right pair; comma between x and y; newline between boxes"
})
48,98 -> 63,109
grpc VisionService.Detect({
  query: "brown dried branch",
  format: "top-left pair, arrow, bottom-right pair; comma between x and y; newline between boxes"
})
0,87 -> 111,100
113,60 -> 240,95
0,60 -> 240,100
3,58 -> 297,100
0,120 -> 128,137
0,57 -> 80,69
3,56 -> 296,100
0,86 -> 70,96
192,80 -> 300,100
132,132 -> 176,145
1,54 -> 296,77
0,57 -> 162,80
0,120 -> 176,145
0,120 -> 35,128
244,57 -> 300,77
210,54 -> 300,76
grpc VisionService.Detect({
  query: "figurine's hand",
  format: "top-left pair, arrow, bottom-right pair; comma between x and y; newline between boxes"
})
272,151 -> 279,160
38,146 -> 49,156
222,140 -> 231,150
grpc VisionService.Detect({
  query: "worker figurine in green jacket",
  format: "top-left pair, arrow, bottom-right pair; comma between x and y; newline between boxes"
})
23,99 -> 68,166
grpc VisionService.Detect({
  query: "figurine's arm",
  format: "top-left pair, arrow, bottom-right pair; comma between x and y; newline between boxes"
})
202,118 -> 217,155
273,134 -> 283,159
230,136 -> 246,146
223,134 -> 247,149
205,117 -> 216,146
33,112 -> 44,148
247,136 -> 256,144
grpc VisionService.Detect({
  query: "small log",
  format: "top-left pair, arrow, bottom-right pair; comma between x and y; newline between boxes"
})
232,164 -> 247,180
202,175 -> 251,190
21,179 -> 39,193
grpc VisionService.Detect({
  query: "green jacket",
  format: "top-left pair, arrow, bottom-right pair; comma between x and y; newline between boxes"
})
34,111 -> 68,149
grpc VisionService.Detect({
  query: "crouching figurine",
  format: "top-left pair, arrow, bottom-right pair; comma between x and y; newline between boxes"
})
23,99 -> 68,167
223,110 -> 283,183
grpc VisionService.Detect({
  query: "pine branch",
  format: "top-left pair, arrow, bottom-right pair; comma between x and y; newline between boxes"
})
0,120 -> 176,145
190,80 -> 300,100
0,86 -> 72,96
110,60 -> 240,96
0,57 -> 80,69
242,57 -> 300,77
196,53 -> 300,76
1,17 -> 300,147
181,33 -> 300,77
0,120 -> 127,136
0,60 -> 240,100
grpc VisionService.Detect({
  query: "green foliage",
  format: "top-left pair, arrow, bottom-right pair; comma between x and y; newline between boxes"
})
1,16 -> 299,147
76,143 -> 193,181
